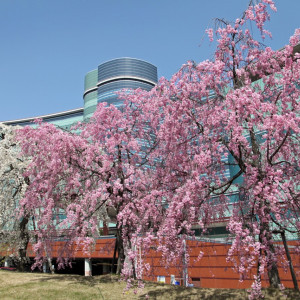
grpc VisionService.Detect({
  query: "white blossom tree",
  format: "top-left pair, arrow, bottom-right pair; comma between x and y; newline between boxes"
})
0,122 -> 31,271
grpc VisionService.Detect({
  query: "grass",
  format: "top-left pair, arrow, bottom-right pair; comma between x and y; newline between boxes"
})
0,270 -> 299,299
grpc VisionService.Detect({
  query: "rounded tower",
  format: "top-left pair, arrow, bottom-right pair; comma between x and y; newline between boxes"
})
83,58 -> 157,120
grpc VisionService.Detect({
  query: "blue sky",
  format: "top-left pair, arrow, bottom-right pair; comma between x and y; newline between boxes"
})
0,0 -> 299,121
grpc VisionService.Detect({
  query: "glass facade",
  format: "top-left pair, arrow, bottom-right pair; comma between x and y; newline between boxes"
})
83,58 -> 157,119
83,69 -> 98,120
97,58 -> 157,83
98,79 -> 155,107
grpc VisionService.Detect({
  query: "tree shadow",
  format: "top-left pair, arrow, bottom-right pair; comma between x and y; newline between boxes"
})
262,288 -> 300,300
138,286 -> 247,300
26,273 -> 300,299
32,273 -> 120,287
138,285 -> 300,300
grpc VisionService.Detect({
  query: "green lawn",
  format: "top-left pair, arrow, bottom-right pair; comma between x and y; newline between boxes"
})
0,270 -> 299,299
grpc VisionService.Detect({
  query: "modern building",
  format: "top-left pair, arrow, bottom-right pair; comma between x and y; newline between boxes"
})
2,57 -> 158,126
83,57 -> 157,119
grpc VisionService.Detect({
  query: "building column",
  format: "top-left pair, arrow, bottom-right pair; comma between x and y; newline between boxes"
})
85,258 -> 92,276
182,239 -> 188,287
43,262 -> 48,273
4,258 -> 10,267
103,262 -> 110,274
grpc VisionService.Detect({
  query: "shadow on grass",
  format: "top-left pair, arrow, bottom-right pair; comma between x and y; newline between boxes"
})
31,273 -> 120,288
138,283 -> 300,300
15,272 -> 300,300
138,285 -> 247,300
262,288 -> 300,300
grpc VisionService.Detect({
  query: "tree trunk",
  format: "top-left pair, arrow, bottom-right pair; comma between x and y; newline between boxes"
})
16,215 -> 29,272
280,231 -> 299,291
260,221 -> 281,288
127,238 -> 137,280
267,250 -> 281,289
266,235 -> 281,288
111,235 -> 118,274
116,227 -> 125,275
47,257 -> 55,274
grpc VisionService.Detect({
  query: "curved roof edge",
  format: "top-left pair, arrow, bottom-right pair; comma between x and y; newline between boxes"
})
2,108 -> 84,125
97,57 -> 157,67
